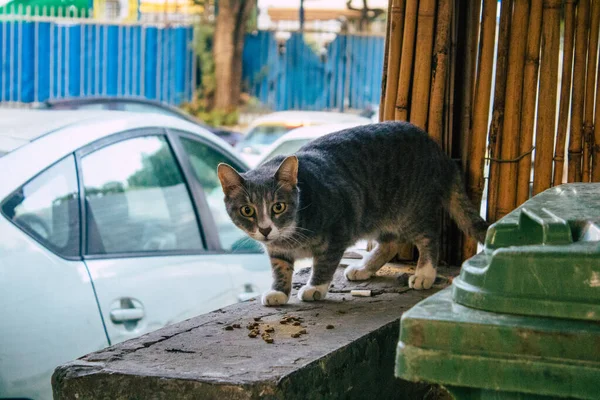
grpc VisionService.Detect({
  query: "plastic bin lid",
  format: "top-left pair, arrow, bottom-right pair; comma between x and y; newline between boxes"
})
452,183 -> 600,321
396,289 -> 600,399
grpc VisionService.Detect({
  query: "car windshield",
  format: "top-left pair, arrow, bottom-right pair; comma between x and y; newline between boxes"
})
242,124 -> 299,146
261,139 -> 311,164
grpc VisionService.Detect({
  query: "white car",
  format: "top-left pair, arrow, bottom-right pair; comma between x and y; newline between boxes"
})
255,122 -> 370,166
0,110 -> 270,400
235,111 -> 372,166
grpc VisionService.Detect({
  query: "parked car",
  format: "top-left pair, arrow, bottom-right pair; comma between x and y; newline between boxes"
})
253,122 -> 370,167
0,110 -> 270,400
36,97 -> 244,146
235,111 -> 372,166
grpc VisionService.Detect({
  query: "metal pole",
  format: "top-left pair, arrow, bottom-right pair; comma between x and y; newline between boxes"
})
299,0 -> 305,31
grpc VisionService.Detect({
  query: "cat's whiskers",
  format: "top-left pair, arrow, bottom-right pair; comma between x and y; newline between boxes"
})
290,231 -> 311,242
230,236 -> 259,252
282,235 -> 307,249
279,229 -> 310,248
296,202 -> 313,213
292,226 -> 314,234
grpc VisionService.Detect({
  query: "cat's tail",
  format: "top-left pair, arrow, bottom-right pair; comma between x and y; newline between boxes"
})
443,171 -> 489,243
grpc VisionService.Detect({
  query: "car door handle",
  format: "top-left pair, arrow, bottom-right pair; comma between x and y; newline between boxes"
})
110,308 -> 145,323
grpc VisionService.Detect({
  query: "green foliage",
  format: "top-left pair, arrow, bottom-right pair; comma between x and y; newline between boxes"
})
127,146 -> 182,188
194,23 -> 216,106
246,4 -> 258,32
180,1 -> 261,127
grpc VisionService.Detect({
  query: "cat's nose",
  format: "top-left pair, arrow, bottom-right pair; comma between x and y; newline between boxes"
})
258,227 -> 272,238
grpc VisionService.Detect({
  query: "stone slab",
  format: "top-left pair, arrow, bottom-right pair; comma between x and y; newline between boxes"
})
53,261 -> 459,400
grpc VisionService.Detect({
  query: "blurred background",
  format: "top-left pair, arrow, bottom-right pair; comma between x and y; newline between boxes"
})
0,0 -> 388,128
0,2 -> 386,398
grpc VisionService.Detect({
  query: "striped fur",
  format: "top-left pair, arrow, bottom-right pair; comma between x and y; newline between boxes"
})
218,121 -> 488,305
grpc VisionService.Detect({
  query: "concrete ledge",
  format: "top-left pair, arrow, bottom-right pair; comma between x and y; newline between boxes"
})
53,261 -> 458,400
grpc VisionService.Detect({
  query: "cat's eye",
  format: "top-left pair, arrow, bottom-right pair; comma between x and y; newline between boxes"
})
240,205 -> 255,217
272,202 -> 287,214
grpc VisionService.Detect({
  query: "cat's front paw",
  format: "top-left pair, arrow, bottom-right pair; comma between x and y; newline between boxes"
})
298,284 -> 329,301
344,265 -> 373,281
408,265 -> 436,290
261,290 -> 289,306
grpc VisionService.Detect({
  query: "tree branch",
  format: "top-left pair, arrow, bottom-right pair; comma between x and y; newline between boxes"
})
345,0 -> 385,22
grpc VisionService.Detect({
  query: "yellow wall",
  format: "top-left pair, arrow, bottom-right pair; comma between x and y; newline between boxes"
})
93,0 -> 203,21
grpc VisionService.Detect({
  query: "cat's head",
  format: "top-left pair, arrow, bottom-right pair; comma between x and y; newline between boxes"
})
217,156 -> 299,244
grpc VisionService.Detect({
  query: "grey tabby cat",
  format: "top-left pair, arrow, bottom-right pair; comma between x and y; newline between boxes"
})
218,121 -> 488,306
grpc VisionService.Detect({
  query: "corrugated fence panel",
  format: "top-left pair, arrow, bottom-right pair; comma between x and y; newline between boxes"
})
144,26 -> 157,101
0,18 -> 194,105
2,15 -> 382,111
36,22 -> 51,101
243,31 -> 384,110
20,21 -> 34,102
242,31 -> 384,112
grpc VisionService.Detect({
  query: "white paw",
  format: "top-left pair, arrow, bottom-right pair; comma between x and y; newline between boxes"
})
298,284 -> 329,301
344,265 -> 373,281
408,265 -> 436,290
261,290 -> 289,306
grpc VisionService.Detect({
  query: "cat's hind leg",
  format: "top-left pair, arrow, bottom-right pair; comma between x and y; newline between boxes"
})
409,236 -> 440,290
344,238 -> 398,281
298,247 -> 345,301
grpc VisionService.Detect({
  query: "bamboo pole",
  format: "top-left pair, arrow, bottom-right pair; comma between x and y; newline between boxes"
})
463,0 -> 496,259
371,0 -> 394,257
568,0 -> 590,183
582,0 -> 600,182
594,59 -> 600,181
409,0 -> 436,129
441,1 -> 458,264
445,0 -> 459,154
466,0 -> 496,206
382,0 -> 406,121
552,0 -> 576,187
532,0 -> 561,196
379,0 -> 393,122
394,0 -> 419,121
392,0 -> 418,261
496,0 -> 530,220
427,0 -> 452,144
514,0 -> 543,206
459,0 -> 482,171
486,0 -> 514,222
468,0 -> 482,110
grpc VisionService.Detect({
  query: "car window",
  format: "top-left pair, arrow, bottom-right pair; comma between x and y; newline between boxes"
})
261,139 -> 311,164
242,124 -> 299,147
179,136 -> 261,252
1,156 -> 80,257
81,136 -> 203,254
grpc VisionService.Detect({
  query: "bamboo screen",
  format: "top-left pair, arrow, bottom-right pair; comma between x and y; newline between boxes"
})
380,0 -> 600,263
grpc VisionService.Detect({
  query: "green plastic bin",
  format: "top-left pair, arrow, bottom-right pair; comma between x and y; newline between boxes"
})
396,183 -> 600,399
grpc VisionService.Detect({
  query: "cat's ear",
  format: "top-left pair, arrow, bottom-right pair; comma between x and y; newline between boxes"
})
218,163 -> 244,196
275,156 -> 298,186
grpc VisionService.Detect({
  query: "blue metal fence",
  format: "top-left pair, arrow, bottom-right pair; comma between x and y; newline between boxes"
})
0,11 -> 384,111
0,13 -> 195,105
242,31 -> 385,111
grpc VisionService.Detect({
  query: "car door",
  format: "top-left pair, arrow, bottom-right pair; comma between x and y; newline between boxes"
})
78,129 -> 239,345
167,130 -> 272,302
0,155 -> 108,400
